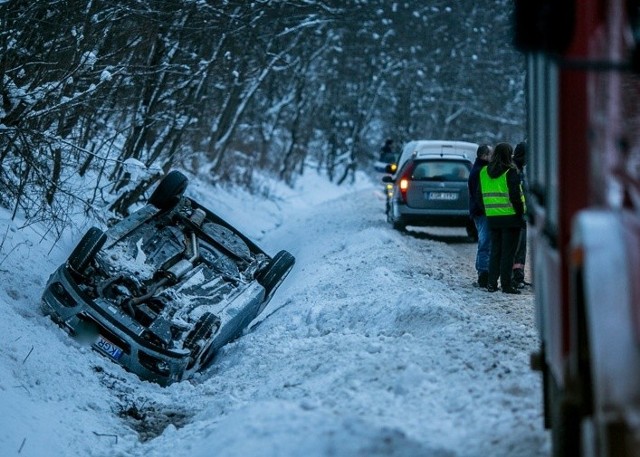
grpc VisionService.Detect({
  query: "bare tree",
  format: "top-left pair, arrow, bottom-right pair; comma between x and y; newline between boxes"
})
0,0 -> 524,228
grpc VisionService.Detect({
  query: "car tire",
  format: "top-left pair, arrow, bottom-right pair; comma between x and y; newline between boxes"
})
388,202 -> 405,231
68,227 -> 107,275
392,219 -> 406,231
547,367 -> 582,457
183,312 -> 221,368
256,250 -> 295,298
148,170 -> 189,210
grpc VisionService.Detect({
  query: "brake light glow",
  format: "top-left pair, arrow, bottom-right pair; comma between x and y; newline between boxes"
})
396,162 -> 415,203
398,179 -> 409,203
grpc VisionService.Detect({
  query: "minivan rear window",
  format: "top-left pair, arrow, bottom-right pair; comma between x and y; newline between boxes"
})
411,160 -> 470,181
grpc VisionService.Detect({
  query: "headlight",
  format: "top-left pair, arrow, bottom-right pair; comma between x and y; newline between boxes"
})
156,361 -> 170,374
139,351 -> 171,375
386,183 -> 393,197
50,282 -> 77,308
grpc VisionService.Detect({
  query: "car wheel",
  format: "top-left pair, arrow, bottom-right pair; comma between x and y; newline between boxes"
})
68,227 -> 107,275
256,250 -> 295,298
388,202 -> 405,231
148,170 -> 189,210
392,219 -> 406,231
548,368 -> 582,457
183,312 -> 221,368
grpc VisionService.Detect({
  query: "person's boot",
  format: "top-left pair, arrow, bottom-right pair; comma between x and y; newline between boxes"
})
502,286 -> 522,294
512,268 -> 525,289
477,271 -> 488,288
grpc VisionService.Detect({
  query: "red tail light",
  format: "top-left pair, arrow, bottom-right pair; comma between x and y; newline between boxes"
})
399,178 -> 409,202
397,163 -> 415,203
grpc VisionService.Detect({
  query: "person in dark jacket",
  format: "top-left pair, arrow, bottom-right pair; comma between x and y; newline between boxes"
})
512,142 -> 528,288
379,139 -> 395,161
468,144 -> 493,287
477,142 -> 526,294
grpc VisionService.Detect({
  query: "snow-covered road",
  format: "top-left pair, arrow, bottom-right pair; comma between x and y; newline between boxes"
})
0,174 -> 549,456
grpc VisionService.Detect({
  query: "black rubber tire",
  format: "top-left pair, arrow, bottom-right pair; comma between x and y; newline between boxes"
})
148,170 -> 188,210
256,250 -> 295,297
68,227 -> 107,274
183,312 -> 220,369
548,370 -> 581,457
389,203 -> 406,231
392,220 -> 406,231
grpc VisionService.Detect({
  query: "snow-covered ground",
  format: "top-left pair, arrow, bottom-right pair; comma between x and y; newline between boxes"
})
0,170 -> 549,456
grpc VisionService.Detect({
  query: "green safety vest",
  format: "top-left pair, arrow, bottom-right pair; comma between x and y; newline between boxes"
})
479,167 -> 526,217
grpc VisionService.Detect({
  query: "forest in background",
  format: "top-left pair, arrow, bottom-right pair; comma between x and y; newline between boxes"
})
0,0 -> 524,233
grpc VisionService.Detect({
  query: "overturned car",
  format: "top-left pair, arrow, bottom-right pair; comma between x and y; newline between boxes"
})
41,171 -> 294,385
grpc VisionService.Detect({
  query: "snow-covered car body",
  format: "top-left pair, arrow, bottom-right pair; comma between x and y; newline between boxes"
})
41,171 -> 294,386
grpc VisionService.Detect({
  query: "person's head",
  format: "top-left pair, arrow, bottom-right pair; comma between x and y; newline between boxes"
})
491,142 -> 514,168
513,142 -> 526,169
476,144 -> 492,160
385,138 -> 393,146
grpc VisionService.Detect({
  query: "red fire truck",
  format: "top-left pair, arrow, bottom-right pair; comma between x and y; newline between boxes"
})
514,1 -> 640,455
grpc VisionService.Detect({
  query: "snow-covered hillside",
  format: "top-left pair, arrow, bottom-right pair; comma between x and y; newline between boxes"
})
0,171 -> 549,457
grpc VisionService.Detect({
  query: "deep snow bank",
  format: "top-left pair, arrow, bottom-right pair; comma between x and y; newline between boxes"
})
0,171 -> 548,457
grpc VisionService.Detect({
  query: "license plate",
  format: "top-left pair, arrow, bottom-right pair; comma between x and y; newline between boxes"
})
428,192 -> 458,200
94,335 -> 123,360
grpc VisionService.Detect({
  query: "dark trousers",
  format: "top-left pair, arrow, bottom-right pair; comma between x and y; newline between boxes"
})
488,226 -> 521,290
512,225 -> 527,282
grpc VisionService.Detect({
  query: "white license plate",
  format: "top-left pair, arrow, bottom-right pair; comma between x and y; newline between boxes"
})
428,192 -> 458,200
94,335 -> 123,360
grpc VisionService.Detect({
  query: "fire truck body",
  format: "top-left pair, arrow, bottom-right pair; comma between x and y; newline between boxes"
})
516,0 -> 640,454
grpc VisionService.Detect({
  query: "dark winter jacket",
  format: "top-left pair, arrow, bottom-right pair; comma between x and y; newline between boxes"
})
468,157 -> 489,217
476,162 -> 525,229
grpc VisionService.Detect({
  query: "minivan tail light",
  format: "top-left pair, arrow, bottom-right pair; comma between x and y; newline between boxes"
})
397,163 -> 415,203
399,179 -> 409,203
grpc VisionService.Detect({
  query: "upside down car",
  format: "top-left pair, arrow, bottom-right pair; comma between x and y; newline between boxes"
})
41,170 -> 295,385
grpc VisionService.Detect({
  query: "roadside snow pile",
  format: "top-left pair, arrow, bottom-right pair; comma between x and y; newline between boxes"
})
0,170 -> 548,457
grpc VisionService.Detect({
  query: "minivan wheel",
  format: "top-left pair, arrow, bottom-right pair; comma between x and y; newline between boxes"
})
68,227 -> 107,275
148,170 -> 188,210
392,218 -> 406,231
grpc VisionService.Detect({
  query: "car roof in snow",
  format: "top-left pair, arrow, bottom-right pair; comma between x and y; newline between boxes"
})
397,140 -> 478,172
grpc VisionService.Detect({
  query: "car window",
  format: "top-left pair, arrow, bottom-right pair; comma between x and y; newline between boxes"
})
411,160 -> 470,181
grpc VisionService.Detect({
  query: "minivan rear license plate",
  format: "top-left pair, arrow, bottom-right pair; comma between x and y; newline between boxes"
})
428,192 -> 458,200
94,335 -> 123,360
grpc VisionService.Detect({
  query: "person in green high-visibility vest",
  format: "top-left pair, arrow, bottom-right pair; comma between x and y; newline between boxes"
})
476,142 -> 526,294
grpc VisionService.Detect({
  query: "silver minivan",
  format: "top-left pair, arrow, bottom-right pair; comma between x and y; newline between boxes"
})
382,140 -> 477,237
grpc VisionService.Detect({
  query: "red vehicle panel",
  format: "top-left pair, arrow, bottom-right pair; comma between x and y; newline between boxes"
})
515,1 -> 640,455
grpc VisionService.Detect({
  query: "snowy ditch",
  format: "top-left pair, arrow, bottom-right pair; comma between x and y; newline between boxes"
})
0,172 -> 548,457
